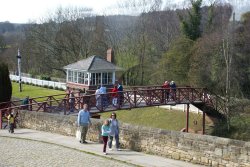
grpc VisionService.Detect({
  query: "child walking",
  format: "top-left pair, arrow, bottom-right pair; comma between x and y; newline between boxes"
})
8,113 -> 15,133
101,119 -> 111,155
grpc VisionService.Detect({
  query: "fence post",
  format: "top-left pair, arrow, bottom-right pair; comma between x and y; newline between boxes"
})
63,99 -> 66,115
49,96 -> 52,108
29,99 -> 32,111
186,104 -> 190,133
81,97 -> 83,109
0,110 -> 2,129
100,94 -> 104,112
77,96 -> 80,110
134,90 -> 136,107
43,102 -> 47,112
161,89 -> 164,103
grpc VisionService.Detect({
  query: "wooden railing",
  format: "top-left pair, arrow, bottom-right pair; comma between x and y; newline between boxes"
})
0,87 -> 227,129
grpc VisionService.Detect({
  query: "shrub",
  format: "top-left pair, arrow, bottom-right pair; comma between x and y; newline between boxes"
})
0,63 -> 12,104
40,75 -> 51,81
49,86 -> 53,89
59,87 -> 65,91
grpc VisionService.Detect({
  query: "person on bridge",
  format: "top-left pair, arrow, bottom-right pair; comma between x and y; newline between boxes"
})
69,91 -> 75,113
117,81 -> 124,106
111,85 -> 118,106
22,96 -> 29,109
100,85 -> 108,107
95,86 -> 101,108
77,104 -> 92,144
170,81 -> 176,101
162,81 -> 170,101
101,119 -> 111,155
108,112 -> 121,151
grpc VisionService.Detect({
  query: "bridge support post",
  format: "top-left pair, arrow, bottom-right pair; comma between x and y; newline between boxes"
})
202,111 -> 206,135
186,104 -> 190,133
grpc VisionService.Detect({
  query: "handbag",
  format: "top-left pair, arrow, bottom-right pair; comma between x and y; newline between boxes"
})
76,128 -> 81,141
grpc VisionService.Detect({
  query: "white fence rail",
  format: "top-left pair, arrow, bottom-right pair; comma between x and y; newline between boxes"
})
160,104 -> 202,114
10,74 -> 67,90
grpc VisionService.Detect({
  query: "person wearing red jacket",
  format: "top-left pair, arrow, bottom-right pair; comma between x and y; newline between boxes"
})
162,81 -> 170,101
111,85 -> 118,106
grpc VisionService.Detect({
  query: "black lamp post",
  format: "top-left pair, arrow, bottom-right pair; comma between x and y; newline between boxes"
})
17,48 -> 22,92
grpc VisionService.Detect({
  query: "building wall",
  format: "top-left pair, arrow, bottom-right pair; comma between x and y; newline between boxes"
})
18,111 -> 250,167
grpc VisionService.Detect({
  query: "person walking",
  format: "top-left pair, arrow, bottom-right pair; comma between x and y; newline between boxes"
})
77,104 -> 92,144
8,113 -> 15,133
108,112 -> 120,151
101,119 -> 111,155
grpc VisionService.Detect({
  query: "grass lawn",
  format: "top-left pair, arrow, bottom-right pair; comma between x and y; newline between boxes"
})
100,107 -> 212,133
12,82 -> 65,101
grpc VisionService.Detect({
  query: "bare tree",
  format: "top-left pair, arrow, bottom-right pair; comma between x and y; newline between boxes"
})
23,6 -> 110,76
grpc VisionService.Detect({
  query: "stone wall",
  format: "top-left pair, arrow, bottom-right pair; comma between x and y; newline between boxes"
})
18,111 -> 250,167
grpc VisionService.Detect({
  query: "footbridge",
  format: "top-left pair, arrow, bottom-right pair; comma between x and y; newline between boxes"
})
0,86 -> 227,134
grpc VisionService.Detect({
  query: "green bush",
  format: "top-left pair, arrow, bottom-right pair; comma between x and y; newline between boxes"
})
40,75 -> 51,81
49,86 -> 53,89
59,87 -> 65,91
0,63 -> 12,104
43,85 -> 48,88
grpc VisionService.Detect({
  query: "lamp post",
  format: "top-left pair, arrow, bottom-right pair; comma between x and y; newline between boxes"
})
17,48 -> 22,92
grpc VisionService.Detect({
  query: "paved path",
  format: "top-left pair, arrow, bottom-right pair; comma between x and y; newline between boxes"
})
0,129 -> 204,167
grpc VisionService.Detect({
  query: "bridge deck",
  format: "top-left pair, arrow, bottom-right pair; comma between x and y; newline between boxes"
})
0,86 -> 226,131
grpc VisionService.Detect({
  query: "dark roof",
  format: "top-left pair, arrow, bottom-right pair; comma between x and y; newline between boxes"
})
63,55 -> 122,71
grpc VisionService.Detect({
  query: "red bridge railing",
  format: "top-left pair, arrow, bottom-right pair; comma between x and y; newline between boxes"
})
0,87 -> 226,129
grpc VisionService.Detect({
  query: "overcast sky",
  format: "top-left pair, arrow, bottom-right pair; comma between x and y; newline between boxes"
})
0,0 -> 120,23
0,0 -> 249,23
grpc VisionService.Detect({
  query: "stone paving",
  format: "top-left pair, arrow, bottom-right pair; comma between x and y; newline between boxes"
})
0,137 -> 133,167
0,129 -> 205,167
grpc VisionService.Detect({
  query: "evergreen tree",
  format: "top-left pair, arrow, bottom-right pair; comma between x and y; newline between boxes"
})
179,0 -> 202,41
0,63 -> 12,104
